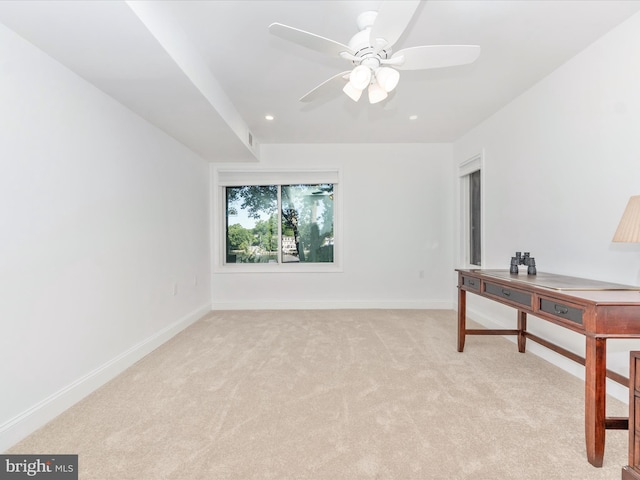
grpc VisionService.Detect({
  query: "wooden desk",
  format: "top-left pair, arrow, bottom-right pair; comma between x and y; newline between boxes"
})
457,269 -> 640,467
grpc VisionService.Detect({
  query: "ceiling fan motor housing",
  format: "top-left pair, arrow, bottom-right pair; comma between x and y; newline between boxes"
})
348,12 -> 391,66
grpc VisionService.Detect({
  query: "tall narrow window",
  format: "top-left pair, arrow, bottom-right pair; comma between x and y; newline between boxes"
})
469,170 -> 481,266
459,154 -> 483,267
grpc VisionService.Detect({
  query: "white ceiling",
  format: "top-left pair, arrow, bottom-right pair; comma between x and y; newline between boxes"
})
1,0 -> 640,162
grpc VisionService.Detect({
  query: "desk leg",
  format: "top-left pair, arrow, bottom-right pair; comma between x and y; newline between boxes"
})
517,310 -> 527,353
458,287 -> 466,352
585,336 -> 606,467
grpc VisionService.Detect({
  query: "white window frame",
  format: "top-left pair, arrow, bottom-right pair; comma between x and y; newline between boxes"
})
212,168 -> 342,273
458,153 -> 484,268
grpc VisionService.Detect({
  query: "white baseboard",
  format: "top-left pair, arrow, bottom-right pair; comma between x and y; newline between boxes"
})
0,303 -> 211,452
465,306 -> 629,405
211,300 -> 454,310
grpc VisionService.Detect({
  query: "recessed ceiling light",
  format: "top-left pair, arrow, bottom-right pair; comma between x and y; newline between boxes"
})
265,115 -> 274,121
409,115 -> 418,120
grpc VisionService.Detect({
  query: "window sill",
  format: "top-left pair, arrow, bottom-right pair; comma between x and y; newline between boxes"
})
214,263 -> 343,274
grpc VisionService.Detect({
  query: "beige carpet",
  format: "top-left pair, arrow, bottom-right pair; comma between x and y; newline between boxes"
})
7,309 -> 630,479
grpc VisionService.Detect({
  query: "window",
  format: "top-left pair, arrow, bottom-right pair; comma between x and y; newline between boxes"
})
216,169 -> 340,272
225,184 -> 334,264
459,154 -> 483,267
280,184 -> 334,263
225,185 -> 278,264
469,170 -> 481,266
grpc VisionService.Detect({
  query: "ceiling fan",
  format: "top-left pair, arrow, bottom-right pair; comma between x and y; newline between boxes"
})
269,0 -> 480,104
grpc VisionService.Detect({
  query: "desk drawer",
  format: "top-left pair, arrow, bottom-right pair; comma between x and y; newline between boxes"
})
539,298 -> 583,325
461,275 -> 480,291
484,282 -> 532,307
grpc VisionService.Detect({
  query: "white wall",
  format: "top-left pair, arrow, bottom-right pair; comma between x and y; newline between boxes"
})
453,11 -> 640,401
0,24 -> 211,450
211,143 -> 455,309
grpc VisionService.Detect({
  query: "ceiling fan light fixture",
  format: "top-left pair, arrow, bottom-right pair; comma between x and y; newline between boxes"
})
368,82 -> 388,104
375,66 -> 400,92
349,65 -> 372,91
343,82 -> 363,102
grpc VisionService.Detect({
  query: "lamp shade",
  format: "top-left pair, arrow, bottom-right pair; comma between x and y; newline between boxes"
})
368,82 -> 388,104
375,67 -> 400,92
349,65 -> 372,91
343,82 -> 363,102
613,195 -> 640,242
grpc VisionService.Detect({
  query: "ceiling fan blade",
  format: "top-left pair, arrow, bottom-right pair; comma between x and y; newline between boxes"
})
269,23 -> 353,56
299,71 -> 351,102
391,45 -> 481,70
369,0 -> 421,52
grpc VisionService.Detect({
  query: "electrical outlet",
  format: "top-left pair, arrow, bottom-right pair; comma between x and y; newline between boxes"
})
419,270 -> 425,279
193,275 -> 198,286
173,282 -> 178,296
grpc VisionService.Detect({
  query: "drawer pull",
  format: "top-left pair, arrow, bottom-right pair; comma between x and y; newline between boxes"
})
554,304 -> 569,315
468,280 -> 476,286
539,298 -> 583,325
484,282 -> 531,307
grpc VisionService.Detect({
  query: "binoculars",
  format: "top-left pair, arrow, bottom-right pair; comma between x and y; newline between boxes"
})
510,251 -> 536,275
